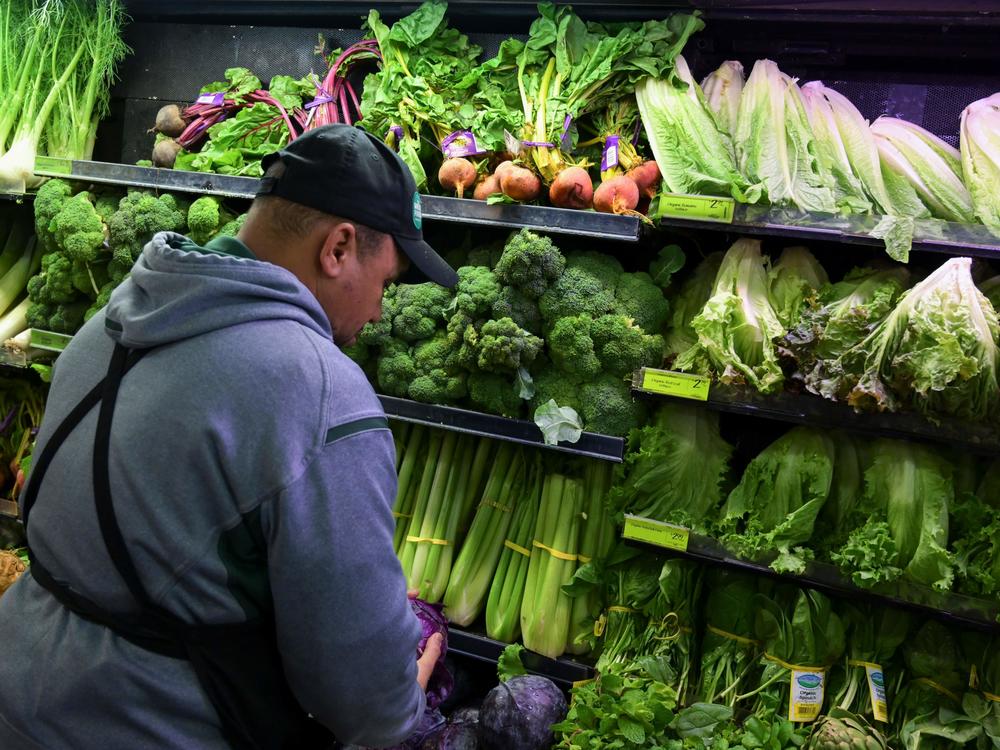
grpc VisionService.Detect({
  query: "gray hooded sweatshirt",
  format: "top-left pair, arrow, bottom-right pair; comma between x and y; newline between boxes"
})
0,232 -> 425,749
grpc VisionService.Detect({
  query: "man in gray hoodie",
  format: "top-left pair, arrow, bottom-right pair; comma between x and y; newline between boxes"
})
0,125 -> 458,749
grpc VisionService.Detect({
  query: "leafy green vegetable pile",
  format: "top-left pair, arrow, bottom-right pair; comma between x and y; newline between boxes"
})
29,178 -> 246,333
346,228 -> 671,437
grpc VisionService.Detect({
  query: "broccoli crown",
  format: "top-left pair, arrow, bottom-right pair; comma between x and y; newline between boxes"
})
48,192 -> 107,263
93,192 -> 122,223
452,266 -> 501,318
107,259 -> 131,285
26,302 -> 54,331
356,287 -> 398,349
539,267 -> 617,325
408,368 -> 467,404
33,179 -> 74,249
580,374 -> 648,436
475,317 -> 543,373
494,229 -> 566,299
548,314 -> 602,378
107,191 -> 186,265
70,261 -> 99,296
589,314 -> 665,377
529,365 -> 584,415
27,254 -> 78,305
45,301 -> 90,334
84,282 -> 116,323
413,332 -> 462,374
467,371 -> 524,418
491,286 -> 543,334
187,196 -> 235,246
376,340 -> 416,397
565,251 -> 624,290
466,239 -> 506,270
614,271 -> 671,333
391,283 -> 452,343
216,213 -> 248,238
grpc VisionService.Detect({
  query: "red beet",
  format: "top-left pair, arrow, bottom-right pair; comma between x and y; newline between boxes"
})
594,176 -> 640,215
548,166 -> 594,209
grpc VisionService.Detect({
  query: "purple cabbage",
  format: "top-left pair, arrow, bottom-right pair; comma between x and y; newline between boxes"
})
478,675 -> 567,750
410,598 -> 453,710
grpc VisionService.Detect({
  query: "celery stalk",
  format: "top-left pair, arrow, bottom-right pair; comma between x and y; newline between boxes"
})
398,429 -> 448,585
485,458 -> 541,642
409,431 -> 462,598
443,445 -> 525,626
424,437 -> 480,601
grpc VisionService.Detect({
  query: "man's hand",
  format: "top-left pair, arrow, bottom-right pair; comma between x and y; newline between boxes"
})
416,633 -> 443,692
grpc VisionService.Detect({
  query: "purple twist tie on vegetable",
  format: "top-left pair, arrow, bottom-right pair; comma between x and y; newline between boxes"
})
0,407 -> 16,435
560,115 -> 573,150
441,130 -> 486,158
631,119 -> 642,147
196,92 -> 225,106
305,94 -> 335,110
410,598 -> 453,709
390,125 -> 404,139
521,141 -> 556,148
601,135 -> 620,172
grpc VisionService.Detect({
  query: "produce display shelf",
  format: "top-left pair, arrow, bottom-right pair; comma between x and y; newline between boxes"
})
30,160 -> 642,241
632,374 -> 1000,456
379,396 -> 624,463
657,204 -> 1000,261
625,522 -> 1000,634
447,626 -> 594,687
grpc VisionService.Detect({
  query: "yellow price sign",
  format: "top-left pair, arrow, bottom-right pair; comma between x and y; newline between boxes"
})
34,156 -> 72,176
637,368 -> 709,401
656,192 -> 735,223
623,515 -> 690,552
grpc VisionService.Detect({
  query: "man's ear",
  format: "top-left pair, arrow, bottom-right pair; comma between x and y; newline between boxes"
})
318,222 -> 357,278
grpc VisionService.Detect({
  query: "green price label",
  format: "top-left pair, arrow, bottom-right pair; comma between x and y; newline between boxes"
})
656,192 -> 735,223
623,515 -> 690,552
638,368 -> 709,401
30,329 -> 72,352
34,156 -> 72,176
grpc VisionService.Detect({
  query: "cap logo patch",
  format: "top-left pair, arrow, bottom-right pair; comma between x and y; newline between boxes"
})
412,192 -> 423,230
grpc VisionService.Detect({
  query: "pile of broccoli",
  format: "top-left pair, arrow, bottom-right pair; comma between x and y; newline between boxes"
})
346,228 -> 670,436
28,180 -> 246,334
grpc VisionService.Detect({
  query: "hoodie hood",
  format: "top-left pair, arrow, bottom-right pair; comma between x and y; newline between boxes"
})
105,232 -> 333,349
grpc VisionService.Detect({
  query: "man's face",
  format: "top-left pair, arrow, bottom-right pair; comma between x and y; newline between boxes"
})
317,228 -> 407,347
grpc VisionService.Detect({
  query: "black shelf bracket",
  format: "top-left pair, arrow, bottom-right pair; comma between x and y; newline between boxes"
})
447,626 -> 594,687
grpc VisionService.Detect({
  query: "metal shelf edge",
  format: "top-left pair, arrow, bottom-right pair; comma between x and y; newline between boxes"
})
446,626 -> 594,686
628,528 -> 1000,633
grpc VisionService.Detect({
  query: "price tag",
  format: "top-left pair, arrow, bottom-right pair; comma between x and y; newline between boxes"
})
0,499 -> 19,519
623,515 -> 689,552
656,192 -> 735,224
789,669 -> 825,723
865,664 -> 889,722
30,330 -> 72,352
34,156 -> 72,176
637,368 -> 709,401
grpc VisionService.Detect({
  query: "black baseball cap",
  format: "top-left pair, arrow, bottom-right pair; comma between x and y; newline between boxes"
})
257,124 -> 458,288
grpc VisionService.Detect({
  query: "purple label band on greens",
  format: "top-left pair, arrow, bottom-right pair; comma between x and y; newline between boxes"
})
441,130 -> 487,158
632,119 -> 642,146
304,94 -> 335,110
196,92 -> 225,106
522,141 -> 556,148
389,125 -> 404,139
560,115 -> 573,149
601,134 -> 620,172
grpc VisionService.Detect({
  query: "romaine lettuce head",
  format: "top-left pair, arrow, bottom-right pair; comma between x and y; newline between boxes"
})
980,275 -> 1000,312
701,60 -> 744,136
637,56 -> 761,204
960,92 -> 1000,228
734,60 -> 837,213
871,117 -> 975,223
664,251 -> 724,355
675,238 -> 785,393
768,245 -> 829,329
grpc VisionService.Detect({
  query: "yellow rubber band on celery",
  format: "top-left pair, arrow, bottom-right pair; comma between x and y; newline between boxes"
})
764,653 -> 826,673
607,606 -> 639,614
405,536 -> 450,546
577,554 -> 592,564
504,540 -> 531,557
707,624 -> 761,648
970,664 -> 980,690
984,691 -> 1000,703
392,512 -> 413,519
532,540 -> 577,562
914,677 -> 961,704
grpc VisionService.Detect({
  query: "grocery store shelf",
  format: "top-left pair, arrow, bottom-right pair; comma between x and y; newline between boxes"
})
379,396 -> 624,462
420,196 -> 641,241
625,520 -> 1000,633
632,373 -> 1000,456
447,626 -> 594,687
30,160 -> 641,240
657,204 -> 1000,260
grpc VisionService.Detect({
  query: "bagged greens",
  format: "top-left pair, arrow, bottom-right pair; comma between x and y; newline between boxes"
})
675,238 -> 785,394
960,92 -> 1000,229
